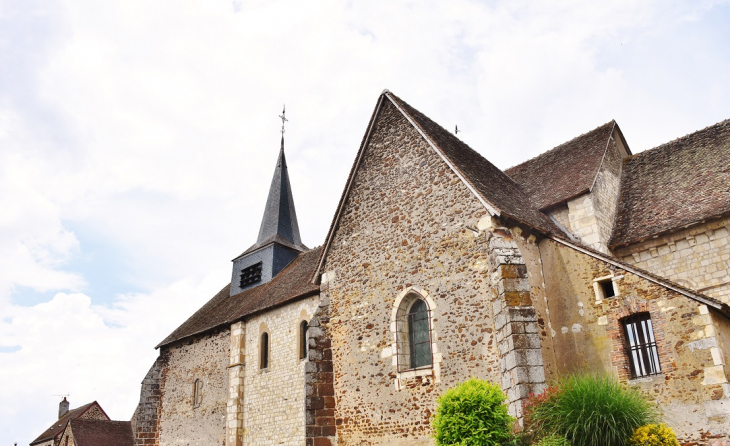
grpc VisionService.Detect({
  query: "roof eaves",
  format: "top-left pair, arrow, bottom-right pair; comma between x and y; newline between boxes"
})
551,235 -> 730,318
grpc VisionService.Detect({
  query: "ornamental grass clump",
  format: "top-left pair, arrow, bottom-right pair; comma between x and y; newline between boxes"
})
523,374 -> 658,446
627,423 -> 680,446
432,378 -> 514,446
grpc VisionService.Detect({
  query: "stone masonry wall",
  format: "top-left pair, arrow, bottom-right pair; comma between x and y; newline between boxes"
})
158,328 -> 229,446
58,425 -> 76,446
132,356 -> 165,446
305,301 -> 336,446
548,128 -> 625,254
241,296 -> 320,446
615,215 -> 730,304
320,100 -> 521,445
539,238 -> 730,444
80,405 -> 108,421
591,130 -> 624,248
485,223 -> 547,422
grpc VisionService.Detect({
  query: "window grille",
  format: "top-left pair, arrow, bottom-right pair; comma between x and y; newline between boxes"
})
240,262 -> 263,288
623,313 -> 661,378
260,332 -> 269,369
395,298 -> 433,371
299,321 -> 308,360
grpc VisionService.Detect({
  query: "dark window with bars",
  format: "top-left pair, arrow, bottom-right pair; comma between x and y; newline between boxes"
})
623,313 -> 661,378
240,262 -> 263,288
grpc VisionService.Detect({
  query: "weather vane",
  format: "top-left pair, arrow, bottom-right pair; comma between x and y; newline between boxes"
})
279,105 -> 288,137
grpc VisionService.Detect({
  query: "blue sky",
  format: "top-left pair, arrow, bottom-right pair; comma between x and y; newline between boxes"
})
2,0 -> 730,443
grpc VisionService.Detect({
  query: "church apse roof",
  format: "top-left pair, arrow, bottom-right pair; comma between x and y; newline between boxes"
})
505,120 -> 622,210
157,246 -> 321,348
610,119 -> 730,247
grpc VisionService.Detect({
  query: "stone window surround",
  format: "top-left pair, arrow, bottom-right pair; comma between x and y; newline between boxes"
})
192,378 -> 203,408
593,274 -> 623,301
389,286 -> 442,386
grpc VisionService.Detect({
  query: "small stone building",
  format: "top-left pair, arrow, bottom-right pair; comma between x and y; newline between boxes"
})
130,91 -> 730,445
30,399 -> 118,446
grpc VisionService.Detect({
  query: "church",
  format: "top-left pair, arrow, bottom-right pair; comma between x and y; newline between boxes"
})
52,90 -> 730,445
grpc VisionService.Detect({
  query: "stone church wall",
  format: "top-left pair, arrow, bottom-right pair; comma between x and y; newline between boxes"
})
555,130 -> 625,254
240,296 -> 320,446
615,215 -> 730,304
158,328 -> 229,446
320,100 -> 524,445
538,238 -> 730,443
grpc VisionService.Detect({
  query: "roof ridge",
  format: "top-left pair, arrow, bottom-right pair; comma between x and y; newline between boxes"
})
629,118 -> 730,159
505,119 -> 615,173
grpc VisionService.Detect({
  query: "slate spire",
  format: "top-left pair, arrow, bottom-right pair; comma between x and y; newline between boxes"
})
253,136 -> 305,251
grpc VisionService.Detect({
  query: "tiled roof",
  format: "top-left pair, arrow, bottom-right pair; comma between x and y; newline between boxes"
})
157,247 -> 322,348
610,119 -> 730,247
30,402 -> 103,445
68,419 -> 133,446
505,121 -> 617,210
386,92 -> 561,235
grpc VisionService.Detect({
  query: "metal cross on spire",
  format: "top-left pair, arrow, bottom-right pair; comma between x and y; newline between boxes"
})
279,105 -> 288,137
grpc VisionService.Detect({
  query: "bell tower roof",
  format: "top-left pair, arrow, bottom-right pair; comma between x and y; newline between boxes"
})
242,138 -> 306,255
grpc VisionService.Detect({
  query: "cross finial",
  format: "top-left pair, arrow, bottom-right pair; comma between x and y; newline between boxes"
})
455,125 -> 460,135
279,105 -> 288,137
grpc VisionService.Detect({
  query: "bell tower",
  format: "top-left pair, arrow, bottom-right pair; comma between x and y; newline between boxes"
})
230,108 -> 306,295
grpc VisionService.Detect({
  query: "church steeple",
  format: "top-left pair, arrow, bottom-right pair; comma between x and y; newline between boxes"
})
230,107 -> 307,296
253,137 -> 304,251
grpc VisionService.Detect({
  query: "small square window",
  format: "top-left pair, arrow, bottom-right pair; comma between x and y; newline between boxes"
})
600,279 -> 615,298
593,275 -> 618,301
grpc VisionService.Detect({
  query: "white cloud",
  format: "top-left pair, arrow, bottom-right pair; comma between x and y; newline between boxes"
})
1,0 -> 729,443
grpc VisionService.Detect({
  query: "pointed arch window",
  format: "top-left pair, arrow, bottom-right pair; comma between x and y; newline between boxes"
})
395,295 -> 433,371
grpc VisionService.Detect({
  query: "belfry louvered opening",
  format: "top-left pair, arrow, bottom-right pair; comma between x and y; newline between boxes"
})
240,262 -> 263,288
622,312 -> 661,378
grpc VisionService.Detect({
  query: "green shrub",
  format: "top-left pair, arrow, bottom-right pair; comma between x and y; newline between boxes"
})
523,374 -> 658,446
627,424 -> 680,446
535,434 -> 571,446
432,378 -> 514,446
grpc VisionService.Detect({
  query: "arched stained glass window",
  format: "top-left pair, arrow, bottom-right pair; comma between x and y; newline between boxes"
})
407,299 -> 432,369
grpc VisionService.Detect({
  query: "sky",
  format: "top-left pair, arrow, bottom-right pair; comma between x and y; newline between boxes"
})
1,0 -> 730,443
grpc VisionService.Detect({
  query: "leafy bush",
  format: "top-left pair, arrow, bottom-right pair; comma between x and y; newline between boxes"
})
535,434 -> 571,446
627,424 -> 680,446
523,374 -> 658,446
432,378 -> 514,446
